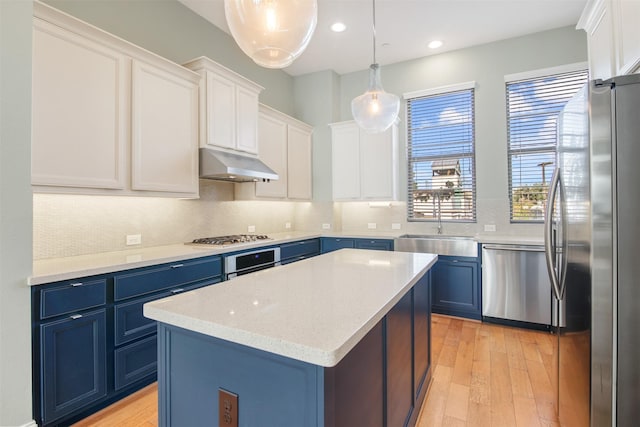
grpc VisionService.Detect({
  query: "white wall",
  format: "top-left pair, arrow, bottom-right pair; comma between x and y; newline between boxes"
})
298,26 -> 588,238
0,1 -> 34,425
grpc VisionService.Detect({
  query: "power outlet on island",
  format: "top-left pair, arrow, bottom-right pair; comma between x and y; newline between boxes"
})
218,389 -> 238,427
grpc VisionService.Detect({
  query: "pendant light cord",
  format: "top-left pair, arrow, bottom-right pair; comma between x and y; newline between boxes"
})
372,0 -> 377,64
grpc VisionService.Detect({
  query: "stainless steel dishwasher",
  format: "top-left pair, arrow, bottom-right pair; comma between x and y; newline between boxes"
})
481,244 -> 551,327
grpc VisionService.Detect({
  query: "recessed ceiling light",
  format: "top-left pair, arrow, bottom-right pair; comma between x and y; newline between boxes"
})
428,40 -> 443,49
330,22 -> 347,33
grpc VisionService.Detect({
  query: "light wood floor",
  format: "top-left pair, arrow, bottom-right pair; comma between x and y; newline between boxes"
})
73,315 -> 559,427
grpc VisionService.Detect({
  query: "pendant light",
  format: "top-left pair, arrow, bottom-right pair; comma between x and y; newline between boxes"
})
224,0 -> 318,69
351,0 -> 400,133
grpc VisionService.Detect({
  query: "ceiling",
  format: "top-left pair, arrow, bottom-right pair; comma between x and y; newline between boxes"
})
177,0 -> 587,77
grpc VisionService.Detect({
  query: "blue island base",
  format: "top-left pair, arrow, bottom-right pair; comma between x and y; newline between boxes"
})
157,275 -> 432,427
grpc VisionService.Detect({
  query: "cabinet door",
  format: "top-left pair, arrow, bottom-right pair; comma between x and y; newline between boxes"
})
236,85 -> 260,154
287,125 -> 313,200
32,19 -> 127,189
413,274 -> 431,400
331,124 -> 361,200
41,310 -> 107,424
355,239 -> 393,251
431,258 -> 481,319
386,291 -> 413,427
205,71 -> 236,150
321,238 -> 356,253
131,60 -> 198,194
614,0 -> 640,74
255,113 -> 287,198
360,125 -> 397,200
585,2 -> 615,80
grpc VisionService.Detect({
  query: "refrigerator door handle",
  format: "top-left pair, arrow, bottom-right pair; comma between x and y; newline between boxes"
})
544,167 -> 563,301
558,170 -> 568,300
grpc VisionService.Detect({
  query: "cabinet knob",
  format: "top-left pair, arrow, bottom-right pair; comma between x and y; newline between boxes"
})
69,314 -> 83,320
170,264 -> 184,269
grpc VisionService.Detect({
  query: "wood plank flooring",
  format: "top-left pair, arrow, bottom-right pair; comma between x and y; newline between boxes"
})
72,315 -> 560,427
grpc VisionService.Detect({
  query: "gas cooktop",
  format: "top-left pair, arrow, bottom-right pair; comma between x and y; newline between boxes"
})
189,234 -> 272,246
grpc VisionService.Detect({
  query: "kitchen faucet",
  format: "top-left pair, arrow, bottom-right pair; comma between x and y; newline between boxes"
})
435,191 -> 443,235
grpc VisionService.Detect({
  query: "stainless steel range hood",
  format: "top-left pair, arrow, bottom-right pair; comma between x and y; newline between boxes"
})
199,148 -> 278,183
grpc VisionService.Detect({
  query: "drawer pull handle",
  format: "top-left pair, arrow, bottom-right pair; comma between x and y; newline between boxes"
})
171,288 -> 185,294
170,264 -> 184,269
70,282 -> 83,287
70,314 -> 83,320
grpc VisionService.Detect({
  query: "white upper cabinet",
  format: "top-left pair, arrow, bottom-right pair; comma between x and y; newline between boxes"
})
131,60 -> 199,194
183,57 -> 264,155
330,121 -> 398,201
579,0 -> 640,80
32,17 -> 128,190
250,105 -> 313,200
32,2 -> 200,198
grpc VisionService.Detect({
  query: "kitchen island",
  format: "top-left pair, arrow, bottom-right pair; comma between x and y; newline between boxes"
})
144,249 -> 437,427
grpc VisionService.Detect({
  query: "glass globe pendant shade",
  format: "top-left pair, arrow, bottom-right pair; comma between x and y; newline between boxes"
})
351,64 -> 400,133
224,0 -> 318,69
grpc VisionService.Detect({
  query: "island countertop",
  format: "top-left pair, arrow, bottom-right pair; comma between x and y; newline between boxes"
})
144,249 -> 437,367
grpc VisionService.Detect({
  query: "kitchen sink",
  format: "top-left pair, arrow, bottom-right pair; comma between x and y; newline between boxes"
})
394,234 -> 478,257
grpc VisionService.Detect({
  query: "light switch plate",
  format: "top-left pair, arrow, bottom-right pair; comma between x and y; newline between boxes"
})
126,234 -> 141,245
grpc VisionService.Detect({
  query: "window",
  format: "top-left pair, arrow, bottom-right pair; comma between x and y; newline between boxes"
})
506,67 -> 588,222
405,83 -> 476,222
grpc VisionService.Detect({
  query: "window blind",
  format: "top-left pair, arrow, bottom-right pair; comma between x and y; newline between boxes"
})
507,69 -> 588,222
406,88 -> 476,221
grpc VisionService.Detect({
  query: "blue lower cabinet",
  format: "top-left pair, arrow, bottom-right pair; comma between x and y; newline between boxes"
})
431,256 -> 481,320
114,335 -> 158,390
321,237 -> 355,253
40,309 -> 107,425
33,255 -> 222,426
280,239 -> 320,264
355,239 -> 394,251
321,237 -> 394,253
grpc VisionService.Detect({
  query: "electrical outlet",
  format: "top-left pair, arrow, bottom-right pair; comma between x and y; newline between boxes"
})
218,389 -> 238,427
285,222 -> 291,229
367,223 -> 377,229
484,224 -> 497,232
248,225 -> 256,232
322,223 -> 331,230
392,223 -> 401,230
126,234 -> 141,245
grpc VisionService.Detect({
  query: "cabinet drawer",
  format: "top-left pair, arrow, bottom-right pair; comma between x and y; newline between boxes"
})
280,239 -> 320,261
114,279 -> 219,346
113,256 -> 221,301
40,279 -> 107,320
114,335 -> 157,390
355,239 -> 393,251
321,238 -> 355,253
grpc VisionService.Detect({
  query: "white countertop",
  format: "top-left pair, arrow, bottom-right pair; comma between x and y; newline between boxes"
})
144,249 -> 437,367
29,232 -> 320,286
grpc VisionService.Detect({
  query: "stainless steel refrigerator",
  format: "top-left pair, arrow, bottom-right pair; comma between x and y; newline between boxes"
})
545,73 -> 640,427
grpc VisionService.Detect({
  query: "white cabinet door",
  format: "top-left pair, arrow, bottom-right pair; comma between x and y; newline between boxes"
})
331,123 -> 361,200
235,86 -> 260,154
614,0 -> 640,74
287,124 -> 313,200
360,126 -> 398,200
32,19 -> 127,189
255,113 -> 287,198
130,61 -> 199,195
588,2 -> 615,80
205,72 -> 236,151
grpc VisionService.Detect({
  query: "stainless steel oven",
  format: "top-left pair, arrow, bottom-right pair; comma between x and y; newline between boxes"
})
224,247 -> 281,280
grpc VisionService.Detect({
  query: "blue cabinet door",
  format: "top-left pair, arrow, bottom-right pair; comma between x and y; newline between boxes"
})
354,239 -> 394,251
431,257 -> 481,320
41,309 -> 107,424
413,274 -> 431,401
386,290 -> 413,427
320,238 -> 355,253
